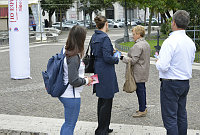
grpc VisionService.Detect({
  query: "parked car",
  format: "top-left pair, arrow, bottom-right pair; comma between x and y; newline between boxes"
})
117,19 -> 125,27
131,18 -> 142,25
107,19 -> 114,28
117,18 -> 137,27
146,18 -> 158,24
129,20 -> 137,26
108,19 -> 124,28
113,21 -> 123,28
65,20 -> 78,29
52,22 -> 69,30
77,20 -> 90,28
85,20 -> 96,28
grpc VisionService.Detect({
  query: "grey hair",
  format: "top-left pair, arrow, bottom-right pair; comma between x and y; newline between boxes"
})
172,10 -> 190,29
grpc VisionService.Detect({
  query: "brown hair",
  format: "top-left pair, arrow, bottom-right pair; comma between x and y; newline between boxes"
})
65,25 -> 86,58
94,16 -> 107,29
132,25 -> 145,37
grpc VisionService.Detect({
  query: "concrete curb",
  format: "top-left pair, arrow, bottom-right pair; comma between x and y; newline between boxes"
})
0,114 -> 200,135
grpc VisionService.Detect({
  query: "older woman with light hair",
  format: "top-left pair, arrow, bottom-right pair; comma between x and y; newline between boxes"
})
121,25 -> 151,117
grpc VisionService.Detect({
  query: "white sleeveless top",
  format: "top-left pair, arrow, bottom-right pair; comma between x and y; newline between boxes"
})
60,54 -> 85,98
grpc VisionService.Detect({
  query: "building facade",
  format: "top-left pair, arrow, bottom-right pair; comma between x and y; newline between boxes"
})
0,1 -> 151,31
0,7 -> 8,30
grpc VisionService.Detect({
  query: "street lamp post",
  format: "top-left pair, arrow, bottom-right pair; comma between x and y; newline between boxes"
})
154,29 -> 161,52
38,0 -> 42,41
83,7 -> 86,27
124,0 -> 129,42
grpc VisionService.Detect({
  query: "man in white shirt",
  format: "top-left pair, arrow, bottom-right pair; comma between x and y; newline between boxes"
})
156,10 -> 196,135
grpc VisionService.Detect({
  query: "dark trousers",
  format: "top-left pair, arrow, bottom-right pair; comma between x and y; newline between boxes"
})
160,80 -> 189,135
95,98 -> 113,135
136,83 -> 147,112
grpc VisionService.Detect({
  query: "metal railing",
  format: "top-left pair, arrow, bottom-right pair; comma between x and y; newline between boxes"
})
186,26 -> 200,44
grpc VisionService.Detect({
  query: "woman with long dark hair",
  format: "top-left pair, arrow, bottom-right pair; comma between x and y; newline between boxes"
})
91,16 -> 119,135
59,25 -> 93,135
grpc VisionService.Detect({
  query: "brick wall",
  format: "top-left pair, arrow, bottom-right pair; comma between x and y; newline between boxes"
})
0,19 -> 8,31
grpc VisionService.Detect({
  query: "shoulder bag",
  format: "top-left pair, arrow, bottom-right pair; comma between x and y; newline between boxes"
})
83,40 -> 95,73
123,60 -> 137,93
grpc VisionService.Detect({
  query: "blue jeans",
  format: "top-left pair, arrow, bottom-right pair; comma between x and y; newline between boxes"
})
136,83 -> 147,112
160,80 -> 189,135
59,97 -> 81,135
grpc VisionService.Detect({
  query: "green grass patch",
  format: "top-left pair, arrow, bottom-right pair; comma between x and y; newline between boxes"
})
120,40 -> 164,50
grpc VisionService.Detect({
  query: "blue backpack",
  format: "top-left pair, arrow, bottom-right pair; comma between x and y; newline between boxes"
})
42,48 -> 69,97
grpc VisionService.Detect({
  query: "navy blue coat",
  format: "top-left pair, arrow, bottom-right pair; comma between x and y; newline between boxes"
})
91,30 -> 119,99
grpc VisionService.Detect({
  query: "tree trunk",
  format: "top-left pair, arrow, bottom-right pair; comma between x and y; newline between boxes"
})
129,8 -> 131,27
173,9 -> 176,14
124,0 -> 129,42
161,13 -> 167,22
89,11 -> 93,29
59,8 -> 63,31
147,8 -> 154,39
166,10 -> 171,18
144,7 -> 147,25
48,10 -> 54,27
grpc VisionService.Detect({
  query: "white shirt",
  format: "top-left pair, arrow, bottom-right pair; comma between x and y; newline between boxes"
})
156,30 -> 196,80
60,48 -> 86,98
61,57 -> 85,98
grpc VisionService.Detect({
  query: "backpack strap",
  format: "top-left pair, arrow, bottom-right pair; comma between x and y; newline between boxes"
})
66,82 -> 70,88
60,46 -> 64,54
73,87 -> 75,98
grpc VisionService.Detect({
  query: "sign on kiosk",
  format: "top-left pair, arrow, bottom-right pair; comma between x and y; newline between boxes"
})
9,0 -> 31,79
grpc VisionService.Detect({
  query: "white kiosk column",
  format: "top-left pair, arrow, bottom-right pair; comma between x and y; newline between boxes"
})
8,0 -> 31,79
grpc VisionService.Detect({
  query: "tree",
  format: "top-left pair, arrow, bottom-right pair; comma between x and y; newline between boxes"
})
41,0 -> 73,28
118,0 -> 139,26
79,0 -> 114,28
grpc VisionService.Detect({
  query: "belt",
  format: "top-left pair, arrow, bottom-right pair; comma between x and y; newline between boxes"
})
160,78 -> 189,81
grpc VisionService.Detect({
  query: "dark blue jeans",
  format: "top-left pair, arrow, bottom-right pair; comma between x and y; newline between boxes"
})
136,83 -> 147,112
160,80 -> 189,135
59,97 -> 81,135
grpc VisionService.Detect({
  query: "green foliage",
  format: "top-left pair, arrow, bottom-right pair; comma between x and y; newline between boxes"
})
79,0 -> 114,14
152,21 -> 158,26
41,0 -> 74,10
118,0 -> 139,8
160,18 -> 172,35
178,0 -> 200,51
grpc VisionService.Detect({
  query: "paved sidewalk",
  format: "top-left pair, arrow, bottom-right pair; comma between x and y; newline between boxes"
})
0,29 -> 200,135
0,114 -> 200,135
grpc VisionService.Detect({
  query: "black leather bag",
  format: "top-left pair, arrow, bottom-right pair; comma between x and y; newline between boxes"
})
83,40 -> 95,73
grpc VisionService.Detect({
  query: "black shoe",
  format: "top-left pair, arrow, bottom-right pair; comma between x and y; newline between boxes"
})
108,129 -> 113,133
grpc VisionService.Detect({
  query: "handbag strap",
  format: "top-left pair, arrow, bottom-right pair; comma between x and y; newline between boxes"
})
86,39 -> 92,55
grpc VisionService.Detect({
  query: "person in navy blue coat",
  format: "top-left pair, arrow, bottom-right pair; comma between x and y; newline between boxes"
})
91,16 -> 119,135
